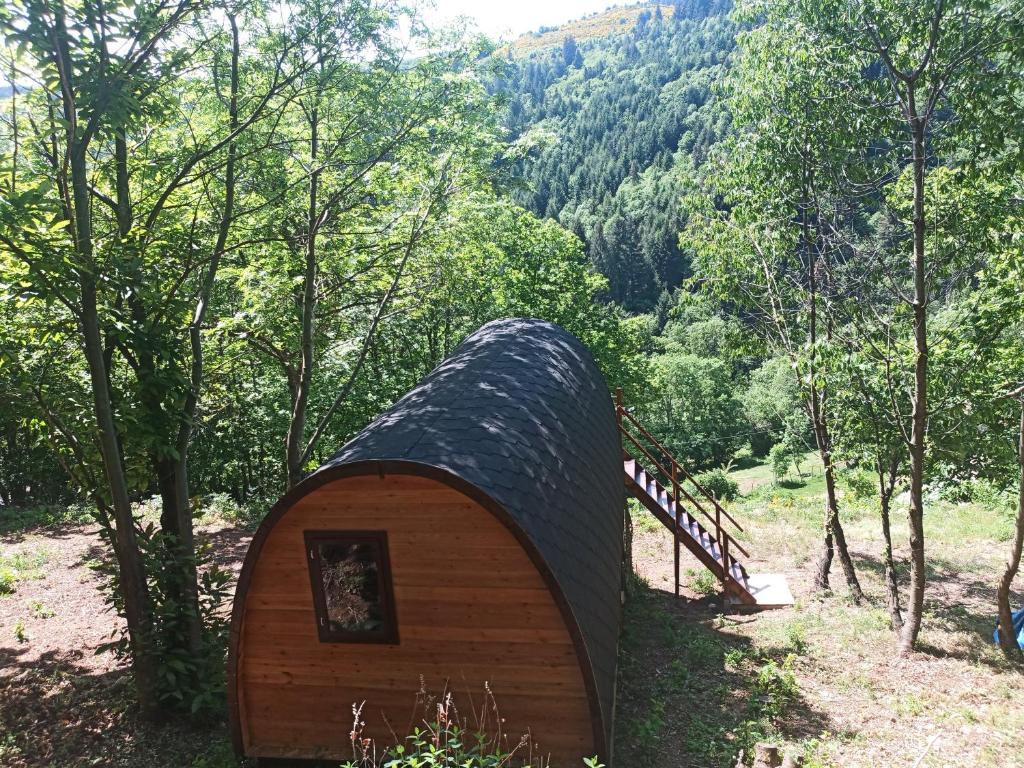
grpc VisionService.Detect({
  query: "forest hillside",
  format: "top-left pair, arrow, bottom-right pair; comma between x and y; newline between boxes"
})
494,0 -> 735,311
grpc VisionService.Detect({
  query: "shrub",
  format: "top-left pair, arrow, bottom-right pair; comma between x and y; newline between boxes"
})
91,525 -> 232,716
29,600 -> 54,619
843,469 -> 876,500
0,548 -> 48,595
750,654 -> 798,722
769,443 -> 790,483
341,686 -> 604,768
691,570 -> 718,596
785,620 -> 808,655
625,698 -> 664,763
966,478 -> 1014,510
0,503 -> 93,535
194,492 -> 267,528
695,468 -> 739,502
0,568 -> 14,596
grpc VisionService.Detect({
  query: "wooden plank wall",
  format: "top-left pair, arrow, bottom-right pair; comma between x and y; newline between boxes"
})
237,473 -> 595,764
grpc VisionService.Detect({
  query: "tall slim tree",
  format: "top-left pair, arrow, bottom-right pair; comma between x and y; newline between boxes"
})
788,0 -> 1024,651
684,6 -> 866,600
0,0 -> 308,711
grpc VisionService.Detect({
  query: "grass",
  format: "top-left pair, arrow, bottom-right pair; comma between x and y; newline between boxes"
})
0,503 -> 93,536
621,452 -> 1024,767
616,575 -> 813,767
729,450 -> 820,492
29,600 -> 55,619
689,569 -> 718,596
0,548 -> 50,596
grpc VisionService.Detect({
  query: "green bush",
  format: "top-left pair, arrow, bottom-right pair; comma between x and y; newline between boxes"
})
966,478 -> 1014,510
646,351 -> 747,467
843,469 -> 876,500
769,443 -> 790,483
751,654 -> 798,722
0,568 -> 14,596
0,549 -> 48,596
91,525 -> 232,717
340,688 -> 605,768
742,356 -> 804,457
690,570 -> 718,596
0,503 -> 93,535
695,468 -> 739,502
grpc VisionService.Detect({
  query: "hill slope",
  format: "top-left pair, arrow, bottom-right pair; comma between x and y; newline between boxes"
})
499,4 -> 676,56
494,1 -> 736,312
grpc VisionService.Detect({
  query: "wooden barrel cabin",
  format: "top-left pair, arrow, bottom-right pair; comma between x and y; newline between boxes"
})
228,318 -> 625,766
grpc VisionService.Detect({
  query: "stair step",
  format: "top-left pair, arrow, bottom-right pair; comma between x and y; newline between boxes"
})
620,433 -> 791,608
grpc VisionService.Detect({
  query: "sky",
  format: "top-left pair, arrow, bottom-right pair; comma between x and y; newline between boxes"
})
423,0 -> 623,41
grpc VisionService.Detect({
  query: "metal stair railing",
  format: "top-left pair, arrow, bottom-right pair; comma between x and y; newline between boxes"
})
615,388 -> 749,597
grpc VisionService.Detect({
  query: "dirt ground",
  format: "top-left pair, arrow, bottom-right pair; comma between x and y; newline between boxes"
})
619,478 -> 1024,768
1,473 -> 1022,768
0,519 -> 250,767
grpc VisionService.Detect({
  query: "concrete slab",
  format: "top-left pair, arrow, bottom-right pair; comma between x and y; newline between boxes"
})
730,573 -> 794,609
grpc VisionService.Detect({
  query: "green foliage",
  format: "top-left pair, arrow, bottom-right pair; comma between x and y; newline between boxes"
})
625,697 -> 665,762
618,577 -> 809,767
0,0 -> 652,719
0,548 -> 48,595
784,621 -> 808,656
967,479 -> 1015,512
843,470 -> 877,501
339,688 -> 603,767
645,351 -> 746,468
769,444 -> 792,484
750,655 -> 798,723
696,468 -> 739,502
690,569 -> 719,596
743,357 -> 804,457
497,3 -> 735,310
91,523 -> 232,716
194,493 -> 265,529
189,742 -> 240,768
13,618 -> 27,643
29,600 -> 54,619
0,504 -> 94,536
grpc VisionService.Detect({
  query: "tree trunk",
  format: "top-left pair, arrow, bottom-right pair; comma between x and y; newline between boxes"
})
71,139 -> 160,715
811,437 -> 862,603
813,527 -> 834,591
828,495 -> 863,603
168,12 -> 241,661
286,103 -> 319,489
899,113 -> 929,655
810,434 -> 862,602
803,183 -> 862,602
879,456 -> 903,631
119,118 -> 204,667
996,403 -> 1024,659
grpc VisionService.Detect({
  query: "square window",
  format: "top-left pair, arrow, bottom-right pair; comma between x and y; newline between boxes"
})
304,530 -> 398,644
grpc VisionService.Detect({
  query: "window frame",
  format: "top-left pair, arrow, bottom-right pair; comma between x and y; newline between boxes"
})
303,529 -> 399,645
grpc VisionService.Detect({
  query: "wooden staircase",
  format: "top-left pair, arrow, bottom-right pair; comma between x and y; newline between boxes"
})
616,390 -> 792,609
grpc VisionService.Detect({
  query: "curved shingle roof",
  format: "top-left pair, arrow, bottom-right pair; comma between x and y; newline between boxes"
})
322,317 -> 624,752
